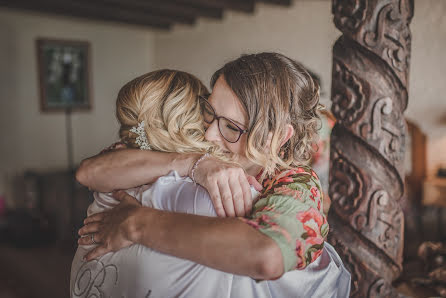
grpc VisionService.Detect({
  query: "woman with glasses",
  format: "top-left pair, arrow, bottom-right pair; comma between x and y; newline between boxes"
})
76,53 -> 350,296
200,95 -> 248,143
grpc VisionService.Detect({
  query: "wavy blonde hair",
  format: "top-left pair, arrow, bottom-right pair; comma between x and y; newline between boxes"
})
211,53 -> 322,178
116,69 -> 219,155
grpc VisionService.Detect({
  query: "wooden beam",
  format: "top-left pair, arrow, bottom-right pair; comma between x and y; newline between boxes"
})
142,0 -> 224,19
256,0 -> 292,6
172,0 -> 256,13
74,0 -> 195,25
0,0 -> 172,29
75,0 -> 196,25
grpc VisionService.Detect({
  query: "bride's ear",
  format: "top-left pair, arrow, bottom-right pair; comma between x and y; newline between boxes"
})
280,124 -> 294,147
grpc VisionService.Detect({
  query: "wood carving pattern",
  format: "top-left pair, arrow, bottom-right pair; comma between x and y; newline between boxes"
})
329,148 -> 364,214
334,0 -> 413,86
329,0 -> 412,296
333,0 -> 367,33
332,60 -> 367,125
362,0 -> 412,84
354,190 -> 404,262
330,234 -> 363,296
361,97 -> 406,163
368,278 -> 394,298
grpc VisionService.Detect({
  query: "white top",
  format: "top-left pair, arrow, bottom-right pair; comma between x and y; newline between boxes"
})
70,171 -> 350,298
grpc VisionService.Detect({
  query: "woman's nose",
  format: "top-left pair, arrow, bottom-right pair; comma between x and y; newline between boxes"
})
204,119 -> 222,142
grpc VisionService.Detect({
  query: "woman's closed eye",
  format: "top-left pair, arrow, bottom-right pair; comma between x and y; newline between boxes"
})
226,123 -> 240,132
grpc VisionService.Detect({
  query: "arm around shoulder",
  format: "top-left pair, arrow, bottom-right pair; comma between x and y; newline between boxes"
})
76,149 -> 199,192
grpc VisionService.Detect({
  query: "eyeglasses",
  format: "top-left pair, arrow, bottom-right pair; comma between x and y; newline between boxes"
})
199,96 -> 248,143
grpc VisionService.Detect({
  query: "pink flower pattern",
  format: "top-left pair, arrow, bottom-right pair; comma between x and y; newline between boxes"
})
273,186 -> 303,201
243,165 -> 328,271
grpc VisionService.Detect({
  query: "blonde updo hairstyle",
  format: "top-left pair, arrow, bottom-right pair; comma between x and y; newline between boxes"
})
116,69 -> 217,155
211,53 -> 322,178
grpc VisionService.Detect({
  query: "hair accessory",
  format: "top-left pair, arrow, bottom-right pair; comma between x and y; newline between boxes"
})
130,121 -> 151,150
190,153 -> 210,184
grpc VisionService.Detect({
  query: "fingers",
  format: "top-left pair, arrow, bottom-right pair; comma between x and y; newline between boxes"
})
113,190 -> 129,201
112,190 -> 140,205
84,245 -> 111,261
83,212 -> 105,225
78,222 -> 102,236
228,175 -> 245,217
77,233 -> 102,246
217,179 -> 235,217
77,236 -> 91,246
246,175 -> 263,192
194,160 -> 259,217
239,174 -> 253,215
207,182 -> 226,217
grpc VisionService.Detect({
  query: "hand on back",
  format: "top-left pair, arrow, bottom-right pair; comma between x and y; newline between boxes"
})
192,157 -> 262,217
78,191 -> 141,261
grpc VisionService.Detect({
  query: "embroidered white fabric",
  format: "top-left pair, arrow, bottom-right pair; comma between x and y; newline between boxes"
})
70,171 -> 350,298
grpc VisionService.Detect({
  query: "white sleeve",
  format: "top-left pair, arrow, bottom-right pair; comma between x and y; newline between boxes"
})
173,182 -> 217,217
88,192 -> 118,217
147,172 -> 259,217
150,181 -> 217,217
169,184 -> 259,216
88,187 -> 142,217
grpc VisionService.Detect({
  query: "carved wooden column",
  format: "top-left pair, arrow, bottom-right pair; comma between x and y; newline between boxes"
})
328,0 -> 413,296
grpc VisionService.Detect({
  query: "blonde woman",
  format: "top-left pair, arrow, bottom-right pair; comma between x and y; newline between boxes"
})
77,54 -> 351,297
71,70 -> 242,297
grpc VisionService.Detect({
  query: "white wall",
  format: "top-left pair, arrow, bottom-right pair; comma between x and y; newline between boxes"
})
154,0 -> 446,176
0,8 -> 157,203
154,0 -> 339,106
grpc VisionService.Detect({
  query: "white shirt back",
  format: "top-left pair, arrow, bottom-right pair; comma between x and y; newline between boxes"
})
70,171 -> 350,298
71,171 -> 234,298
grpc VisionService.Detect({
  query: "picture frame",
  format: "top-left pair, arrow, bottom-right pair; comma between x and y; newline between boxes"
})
36,38 -> 92,112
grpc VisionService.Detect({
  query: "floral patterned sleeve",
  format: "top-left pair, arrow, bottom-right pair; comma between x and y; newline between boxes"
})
240,166 -> 329,272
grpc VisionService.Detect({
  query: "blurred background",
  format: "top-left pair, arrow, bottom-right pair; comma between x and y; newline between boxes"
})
0,0 -> 445,297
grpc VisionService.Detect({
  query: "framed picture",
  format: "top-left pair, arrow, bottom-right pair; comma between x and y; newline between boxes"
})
36,38 -> 92,112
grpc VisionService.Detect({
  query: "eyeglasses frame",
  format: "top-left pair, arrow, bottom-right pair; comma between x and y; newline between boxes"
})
199,95 -> 248,143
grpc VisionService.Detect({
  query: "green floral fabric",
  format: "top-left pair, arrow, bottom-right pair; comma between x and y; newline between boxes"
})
241,166 -> 328,272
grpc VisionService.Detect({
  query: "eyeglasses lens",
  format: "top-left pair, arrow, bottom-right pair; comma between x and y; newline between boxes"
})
201,99 -> 215,124
200,97 -> 241,143
218,118 -> 241,143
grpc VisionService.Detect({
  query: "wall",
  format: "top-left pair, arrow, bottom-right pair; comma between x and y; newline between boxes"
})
154,0 -> 446,176
154,0 -> 339,106
408,0 -> 446,174
0,8 -> 157,204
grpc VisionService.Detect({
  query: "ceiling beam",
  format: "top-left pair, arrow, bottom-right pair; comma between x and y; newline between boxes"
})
0,0 -> 293,30
0,0 -> 173,29
75,0 -> 195,25
172,0 -> 256,13
141,0 -> 224,19
257,0 -> 292,6
75,0 -> 196,25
